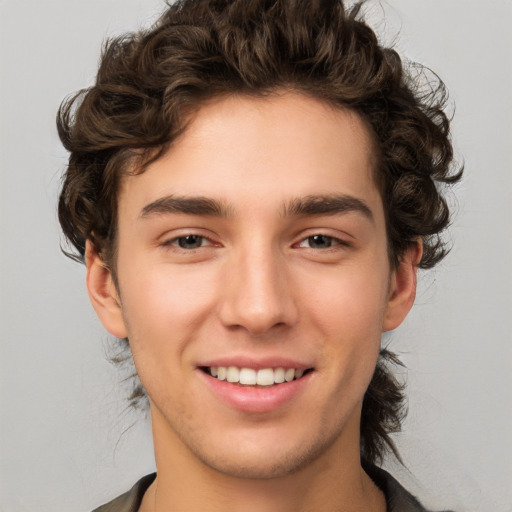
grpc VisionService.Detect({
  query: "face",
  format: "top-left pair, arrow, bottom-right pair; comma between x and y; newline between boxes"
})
88,92 -> 417,479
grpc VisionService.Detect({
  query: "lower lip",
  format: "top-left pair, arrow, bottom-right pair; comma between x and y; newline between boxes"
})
198,370 -> 313,413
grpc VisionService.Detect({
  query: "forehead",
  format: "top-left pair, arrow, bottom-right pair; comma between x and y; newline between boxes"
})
119,92 -> 381,217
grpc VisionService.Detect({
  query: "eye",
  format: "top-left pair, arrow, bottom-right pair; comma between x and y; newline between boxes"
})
170,234 -> 209,250
298,234 -> 342,249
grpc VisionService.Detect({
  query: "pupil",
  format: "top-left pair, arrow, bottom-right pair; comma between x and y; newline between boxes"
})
310,235 -> 331,248
179,235 -> 202,249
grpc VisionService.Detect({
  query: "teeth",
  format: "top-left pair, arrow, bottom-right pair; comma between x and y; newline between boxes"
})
208,366 -> 307,386
274,367 -> 285,383
239,368 -> 257,385
226,366 -> 239,383
284,368 -> 295,382
257,368 -> 274,386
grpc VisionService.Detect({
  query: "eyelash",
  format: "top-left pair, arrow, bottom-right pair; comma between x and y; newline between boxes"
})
162,233 -> 349,252
163,234 -> 215,250
295,234 -> 349,250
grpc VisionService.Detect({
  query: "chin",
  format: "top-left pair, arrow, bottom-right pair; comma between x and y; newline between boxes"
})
203,451 -> 311,480
192,429 -> 342,480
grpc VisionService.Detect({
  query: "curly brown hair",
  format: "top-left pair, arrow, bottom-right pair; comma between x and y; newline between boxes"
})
57,0 -> 462,465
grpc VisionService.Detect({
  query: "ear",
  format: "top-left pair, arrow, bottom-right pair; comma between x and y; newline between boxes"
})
85,240 -> 128,338
383,240 -> 423,331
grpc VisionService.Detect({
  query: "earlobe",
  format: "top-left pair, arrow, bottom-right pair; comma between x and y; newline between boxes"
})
85,240 -> 128,338
383,240 -> 423,332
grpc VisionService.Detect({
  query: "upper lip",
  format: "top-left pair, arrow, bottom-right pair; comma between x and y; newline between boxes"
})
198,357 -> 314,371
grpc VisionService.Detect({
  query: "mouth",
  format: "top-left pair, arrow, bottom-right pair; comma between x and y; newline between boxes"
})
199,366 -> 313,387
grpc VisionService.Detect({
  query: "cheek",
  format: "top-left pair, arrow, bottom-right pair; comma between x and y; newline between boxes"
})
299,260 -> 390,336
120,259 -> 216,325
299,262 -> 389,390
116,268 -> 211,406
115,261 -> 221,384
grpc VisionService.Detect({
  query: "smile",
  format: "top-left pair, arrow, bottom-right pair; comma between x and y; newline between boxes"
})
203,366 -> 311,386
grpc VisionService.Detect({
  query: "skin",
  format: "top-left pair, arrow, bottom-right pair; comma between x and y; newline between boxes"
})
87,92 -> 421,512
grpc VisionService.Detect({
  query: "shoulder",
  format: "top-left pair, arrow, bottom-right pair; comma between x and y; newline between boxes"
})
91,473 -> 156,512
365,464 -> 455,512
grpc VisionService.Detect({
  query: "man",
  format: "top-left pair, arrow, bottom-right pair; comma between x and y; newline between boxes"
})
57,0 -> 461,510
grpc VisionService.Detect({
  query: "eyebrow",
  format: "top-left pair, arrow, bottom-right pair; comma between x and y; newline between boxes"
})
139,193 -> 373,222
282,194 -> 374,221
140,195 -> 233,219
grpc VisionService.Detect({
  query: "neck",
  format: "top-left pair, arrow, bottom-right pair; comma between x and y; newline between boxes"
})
140,407 -> 386,512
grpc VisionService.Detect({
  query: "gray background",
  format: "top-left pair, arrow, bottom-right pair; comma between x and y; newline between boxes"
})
1,1 -> 511,511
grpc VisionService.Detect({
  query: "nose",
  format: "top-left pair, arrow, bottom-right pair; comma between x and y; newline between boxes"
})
218,244 -> 298,337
